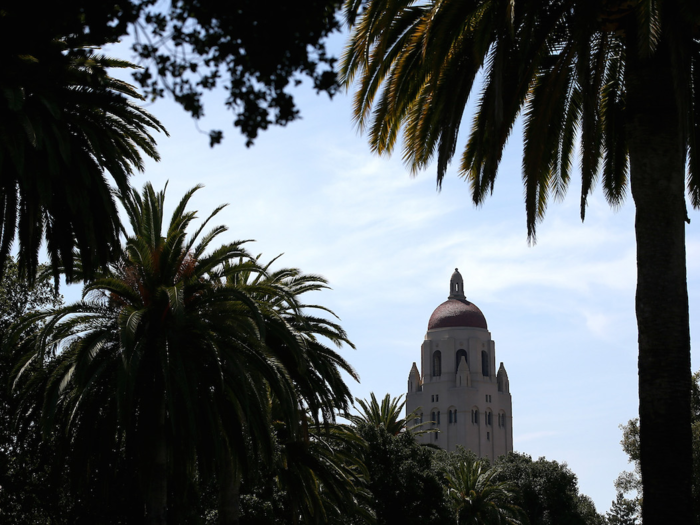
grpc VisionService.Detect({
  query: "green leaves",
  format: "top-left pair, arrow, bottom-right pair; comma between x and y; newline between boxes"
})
444,457 -> 525,525
8,183 -> 358,521
0,46 -> 167,284
350,392 -> 428,436
342,0 -> 700,241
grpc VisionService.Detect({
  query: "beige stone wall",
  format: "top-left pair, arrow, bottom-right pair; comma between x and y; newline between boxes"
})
406,325 -> 513,461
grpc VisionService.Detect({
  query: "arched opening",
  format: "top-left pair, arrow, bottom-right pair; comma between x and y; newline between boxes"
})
432,351 -> 442,377
481,350 -> 489,377
455,349 -> 468,370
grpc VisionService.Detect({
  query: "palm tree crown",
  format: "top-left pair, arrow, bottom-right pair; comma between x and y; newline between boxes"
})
349,392 -> 428,436
10,183 -> 358,524
444,457 -> 525,525
342,2 -> 699,523
0,44 -> 167,282
341,0 -> 700,238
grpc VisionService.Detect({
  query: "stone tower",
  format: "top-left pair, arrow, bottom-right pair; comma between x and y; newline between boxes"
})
406,268 -> 513,460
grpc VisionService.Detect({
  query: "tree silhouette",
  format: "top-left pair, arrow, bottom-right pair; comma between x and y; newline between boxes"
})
342,2 -> 699,522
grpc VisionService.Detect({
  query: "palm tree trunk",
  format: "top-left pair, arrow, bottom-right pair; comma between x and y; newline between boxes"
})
218,448 -> 241,525
145,404 -> 168,525
625,34 -> 693,524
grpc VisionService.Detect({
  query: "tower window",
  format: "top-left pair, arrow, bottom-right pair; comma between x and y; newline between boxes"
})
481,350 -> 489,377
454,410 -> 457,423
435,394 -> 439,401
437,411 -> 441,424
449,410 -> 453,424
456,349 -> 468,370
432,351 -> 442,377
487,432 -> 490,441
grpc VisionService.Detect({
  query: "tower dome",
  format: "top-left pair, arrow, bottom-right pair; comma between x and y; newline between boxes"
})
427,268 -> 488,330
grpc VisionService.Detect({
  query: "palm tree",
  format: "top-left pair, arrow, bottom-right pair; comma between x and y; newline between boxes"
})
444,457 -> 525,525
221,257 -> 362,524
341,2 -> 699,522
0,41 -> 167,283
271,415 -> 375,524
349,392 -> 429,436
228,256 -> 359,424
10,183 -> 308,524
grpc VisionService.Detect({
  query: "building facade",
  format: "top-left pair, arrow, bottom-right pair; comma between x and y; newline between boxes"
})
406,269 -> 513,460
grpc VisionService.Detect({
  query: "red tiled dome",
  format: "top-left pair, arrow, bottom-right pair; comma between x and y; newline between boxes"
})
428,299 -> 488,330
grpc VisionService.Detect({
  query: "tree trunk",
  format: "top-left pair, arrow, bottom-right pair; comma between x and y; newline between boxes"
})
218,448 -> 242,525
625,34 -> 693,524
145,404 -> 168,525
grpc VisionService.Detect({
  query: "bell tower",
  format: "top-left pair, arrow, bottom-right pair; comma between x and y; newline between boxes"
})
406,268 -> 513,460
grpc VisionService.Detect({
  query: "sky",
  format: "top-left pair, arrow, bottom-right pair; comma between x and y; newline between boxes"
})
86,30 -> 700,514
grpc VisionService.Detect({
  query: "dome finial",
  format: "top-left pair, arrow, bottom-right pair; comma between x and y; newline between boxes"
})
449,268 -> 466,301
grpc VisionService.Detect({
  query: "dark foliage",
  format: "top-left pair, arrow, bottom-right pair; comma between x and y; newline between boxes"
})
606,493 -> 639,525
0,258 -> 64,524
494,452 -> 604,525
354,423 -> 451,525
0,12 -> 166,282
0,0 -> 343,147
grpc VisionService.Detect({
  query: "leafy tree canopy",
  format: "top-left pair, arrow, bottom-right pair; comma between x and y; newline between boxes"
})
0,257 -> 64,524
354,421 -> 450,525
0,0 -> 344,147
0,42 -> 166,283
492,452 -> 604,525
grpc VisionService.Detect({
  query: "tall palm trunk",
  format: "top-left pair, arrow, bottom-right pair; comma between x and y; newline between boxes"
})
219,448 -> 242,525
145,403 -> 168,525
625,34 -> 693,524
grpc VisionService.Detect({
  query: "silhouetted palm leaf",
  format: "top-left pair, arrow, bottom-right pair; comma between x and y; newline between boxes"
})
0,44 -> 167,282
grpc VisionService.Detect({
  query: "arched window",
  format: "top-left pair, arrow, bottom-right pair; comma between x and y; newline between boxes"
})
487,412 -> 492,426
449,410 -> 453,424
455,349 -> 468,370
432,351 -> 442,377
454,410 -> 457,423
481,350 -> 489,377
437,411 -> 441,424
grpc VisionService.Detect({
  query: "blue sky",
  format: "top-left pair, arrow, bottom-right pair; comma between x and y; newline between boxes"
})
89,31 -> 700,514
